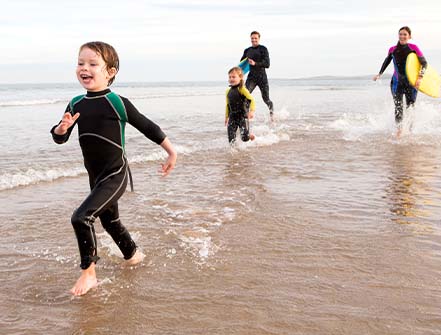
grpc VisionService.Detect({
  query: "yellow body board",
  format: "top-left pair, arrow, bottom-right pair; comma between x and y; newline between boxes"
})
406,53 -> 441,98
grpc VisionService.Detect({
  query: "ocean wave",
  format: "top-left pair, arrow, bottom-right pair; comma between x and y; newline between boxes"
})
0,166 -> 85,191
0,91 -> 221,108
0,145 -> 195,191
0,119 -> 291,191
0,98 -> 67,107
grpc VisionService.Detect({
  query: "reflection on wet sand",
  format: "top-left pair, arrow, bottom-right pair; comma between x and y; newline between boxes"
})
385,145 -> 433,228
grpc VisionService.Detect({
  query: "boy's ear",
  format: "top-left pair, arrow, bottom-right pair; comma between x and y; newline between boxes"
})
108,67 -> 117,79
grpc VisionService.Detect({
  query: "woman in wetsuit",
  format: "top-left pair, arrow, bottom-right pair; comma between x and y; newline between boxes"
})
373,26 -> 427,136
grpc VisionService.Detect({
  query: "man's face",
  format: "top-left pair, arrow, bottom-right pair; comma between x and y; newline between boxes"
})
251,34 -> 260,47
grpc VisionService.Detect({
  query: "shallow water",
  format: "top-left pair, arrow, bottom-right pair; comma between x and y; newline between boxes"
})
1,79 -> 441,334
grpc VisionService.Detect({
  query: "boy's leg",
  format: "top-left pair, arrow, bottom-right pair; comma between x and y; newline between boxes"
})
100,203 -> 137,260
71,170 -> 128,270
70,169 -> 127,295
228,118 -> 239,144
239,117 -> 251,142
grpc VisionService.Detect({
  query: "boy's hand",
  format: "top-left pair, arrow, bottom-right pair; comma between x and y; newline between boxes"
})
54,112 -> 80,135
248,111 -> 255,119
225,118 -> 228,126
159,138 -> 177,177
160,153 -> 177,177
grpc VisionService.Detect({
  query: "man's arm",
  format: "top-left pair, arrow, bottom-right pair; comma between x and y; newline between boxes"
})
254,46 -> 270,68
240,48 -> 248,62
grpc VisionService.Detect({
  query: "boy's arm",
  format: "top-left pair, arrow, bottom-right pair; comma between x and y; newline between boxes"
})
122,96 -> 176,176
159,137 -> 177,177
239,86 -> 255,112
123,97 -> 166,144
225,88 -> 230,123
50,104 -> 78,144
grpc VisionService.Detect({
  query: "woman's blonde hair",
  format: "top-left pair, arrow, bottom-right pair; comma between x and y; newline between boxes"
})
228,66 -> 244,87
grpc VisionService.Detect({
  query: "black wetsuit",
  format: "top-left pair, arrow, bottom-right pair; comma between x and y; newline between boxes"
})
226,85 -> 254,143
379,43 -> 427,123
51,88 -> 166,269
240,45 -> 273,114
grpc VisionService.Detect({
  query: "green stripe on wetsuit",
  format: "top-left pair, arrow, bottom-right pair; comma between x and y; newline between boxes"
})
105,92 -> 127,151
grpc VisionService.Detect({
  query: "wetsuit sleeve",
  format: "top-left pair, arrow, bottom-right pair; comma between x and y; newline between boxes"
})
240,48 -> 247,62
50,104 -> 76,144
254,46 -> 270,69
122,97 -> 167,145
225,88 -> 230,118
409,44 -> 428,75
379,52 -> 392,75
239,86 -> 255,112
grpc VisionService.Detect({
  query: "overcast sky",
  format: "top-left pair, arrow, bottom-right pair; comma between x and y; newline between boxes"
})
1,0 -> 441,83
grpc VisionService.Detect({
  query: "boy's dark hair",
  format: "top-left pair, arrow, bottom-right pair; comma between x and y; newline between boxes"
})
79,41 -> 119,86
250,31 -> 260,38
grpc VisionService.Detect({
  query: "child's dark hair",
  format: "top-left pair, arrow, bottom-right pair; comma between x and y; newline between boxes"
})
250,31 -> 260,38
79,41 -> 119,86
396,26 -> 412,47
228,67 -> 245,87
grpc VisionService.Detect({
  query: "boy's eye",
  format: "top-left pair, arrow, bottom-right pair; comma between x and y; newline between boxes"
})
78,62 -> 84,66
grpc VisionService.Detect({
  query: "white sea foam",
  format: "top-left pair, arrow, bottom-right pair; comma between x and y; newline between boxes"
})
98,231 -> 142,260
128,144 -> 195,164
235,119 -> 291,150
329,100 -> 441,142
0,146 -> 193,191
0,99 -> 66,107
178,228 -> 218,262
0,166 -> 85,191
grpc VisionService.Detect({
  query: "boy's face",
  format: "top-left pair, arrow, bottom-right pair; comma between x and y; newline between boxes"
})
76,47 -> 116,92
228,71 -> 241,86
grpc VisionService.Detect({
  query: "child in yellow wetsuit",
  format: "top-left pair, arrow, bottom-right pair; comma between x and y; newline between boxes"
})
225,67 -> 256,144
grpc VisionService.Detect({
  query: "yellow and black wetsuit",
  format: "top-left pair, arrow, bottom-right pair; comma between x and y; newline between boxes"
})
51,88 -> 166,269
226,84 -> 255,144
240,45 -> 273,114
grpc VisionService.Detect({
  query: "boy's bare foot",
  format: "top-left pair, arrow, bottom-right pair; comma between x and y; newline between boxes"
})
123,249 -> 145,267
396,128 -> 402,138
70,264 -> 97,296
250,134 -> 255,141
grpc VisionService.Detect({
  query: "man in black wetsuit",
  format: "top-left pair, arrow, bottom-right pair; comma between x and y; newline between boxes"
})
240,31 -> 274,119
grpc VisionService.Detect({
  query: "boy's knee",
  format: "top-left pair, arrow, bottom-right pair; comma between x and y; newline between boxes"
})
71,210 -> 93,228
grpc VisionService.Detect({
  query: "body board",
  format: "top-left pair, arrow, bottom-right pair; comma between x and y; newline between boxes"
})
238,58 -> 250,75
406,53 -> 441,98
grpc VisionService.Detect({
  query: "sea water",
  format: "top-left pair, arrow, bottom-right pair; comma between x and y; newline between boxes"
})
1,78 -> 441,334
